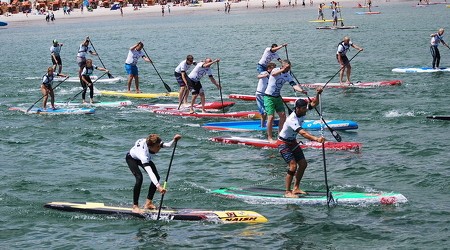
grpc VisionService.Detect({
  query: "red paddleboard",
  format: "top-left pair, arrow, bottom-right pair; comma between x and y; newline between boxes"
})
143,108 -> 262,119
300,80 -> 402,89
137,101 -> 235,110
228,94 -> 315,103
210,136 -> 361,152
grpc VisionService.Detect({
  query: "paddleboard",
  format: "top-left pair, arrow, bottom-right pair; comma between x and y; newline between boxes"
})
137,101 -> 235,110
100,90 -> 179,98
44,201 -> 268,223
0,21 -> 7,26
309,19 -> 344,23
300,80 -> 402,88
55,75 -> 123,84
144,108 -> 262,119
316,26 -> 358,30
211,187 -> 407,206
228,94 -> 314,103
392,67 -> 450,73
9,107 -> 95,115
426,115 -> 450,121
202,119 -> 358,131
54,100 -> 132,107
210,136 -> 362,152
355,11 -> 381,14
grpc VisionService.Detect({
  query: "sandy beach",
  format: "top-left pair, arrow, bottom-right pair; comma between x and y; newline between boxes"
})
1,0 -> 407,26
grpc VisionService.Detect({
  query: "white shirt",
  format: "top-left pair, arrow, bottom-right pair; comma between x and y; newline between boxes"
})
188,62 -> 212,82
278,111 -> 306,141
431,34 -> 444,47
258,47 -> 281,66
81,65 -> 98,76
77,44 -> 90,58
129,138 -> 159,187
175,60 -> 193,74
337,41 -> 353,55
256,71 -> 270,94
125,49 -> 145,65
50,45 -> 61,56
264,68 -> 295,97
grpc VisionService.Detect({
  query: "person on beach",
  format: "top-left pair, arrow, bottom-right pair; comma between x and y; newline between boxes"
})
41,66 -> 67,110
264,60 -> 307,143
186,58 -> 221,114
336,36 -> 363,84
430,28 -> 450,69
124,41 -> 152,93
77,37 -> 98,84
80,59 -> 109,104
174,55 -> 196,107
317,3 -> 324,20
255,62 -> 276,128
257,43 -> 287,73
279,88 -> 324,198
126,133 -> 182,213
50,39 -> 63,74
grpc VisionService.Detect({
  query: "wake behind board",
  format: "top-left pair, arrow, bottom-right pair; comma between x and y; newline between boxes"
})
210,136 -> 362,152
316,26 -> 358,30
392,67 -> 450,73
100,90 -> 179,99
300,80 -> 402,88
9,107 -> 95,115
44,201 -> 267,223
211,187 -> 407,206
55,75 -> 123,84
202,119 -> 358,131
142,108 -> 262,119
426,115 -> 450,121
228,94 -> 314,103
54,100 -> 132,107
309,19 -> 344,23
138,101 -> 235,110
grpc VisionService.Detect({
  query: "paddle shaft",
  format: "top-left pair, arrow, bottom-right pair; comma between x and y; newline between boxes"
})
66,72 -> 108,104
87,38 -> 114,78
217,62 -> 225,114
142,47 -> 172,93
319,95 -> 334,207
157,140 -> 178,220
338,2 -> 344,26
27,76 -> 69,112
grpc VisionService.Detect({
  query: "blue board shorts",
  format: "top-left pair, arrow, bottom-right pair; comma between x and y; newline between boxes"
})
174,72 -> 186,87
255,92 -> 266,115
257,64 -> 267,74
278,140 -> 305,163
125,64 -> 139,76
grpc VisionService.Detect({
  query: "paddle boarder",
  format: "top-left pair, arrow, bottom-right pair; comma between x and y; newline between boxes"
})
264,60 -> 307,143
257,43 -> 287,73
125,41 -> 152,93
41,66 -> 67,110
77,37 -> 98,85
174,55 -> 196,107
317,3 -> 324,20
50,40 -> 63,74
126,133 -> 182,213
255,62 -> 276,128
336,36 -> 363,84
80,59 -> 109,104
278,88 -> 324,198
430,28 -> 450,69
186,58 -> 221,114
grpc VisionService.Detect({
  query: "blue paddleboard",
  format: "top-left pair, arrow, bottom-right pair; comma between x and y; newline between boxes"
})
202,119 -> 358,131
392,67 -> 450,73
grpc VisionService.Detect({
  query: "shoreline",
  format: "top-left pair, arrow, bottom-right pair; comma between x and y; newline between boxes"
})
1,0 -> 409,27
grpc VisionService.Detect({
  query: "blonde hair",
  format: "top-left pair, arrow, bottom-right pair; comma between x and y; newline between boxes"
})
146,134 -> 162,147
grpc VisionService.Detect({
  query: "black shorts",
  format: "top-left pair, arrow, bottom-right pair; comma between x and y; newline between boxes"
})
51,55 -> 62,65
336,54 -> 349,66
187,78 -> 203,95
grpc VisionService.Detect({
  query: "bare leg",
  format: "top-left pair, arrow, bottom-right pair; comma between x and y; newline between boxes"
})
267,114 -> 275,143
339,65 -> 345,84
127,75 -> 134,92
346,64 -> 352,84
190,94 -> 198,113
49,90 -> 55,109
135,76 -> 141,93
200,92 -> 206,113
41,86 -> 48,109
277,111 -> 286,135
285,159 -> 299,198
292,159 -> 307,194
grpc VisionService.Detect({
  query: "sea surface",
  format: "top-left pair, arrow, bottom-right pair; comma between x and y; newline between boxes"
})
1,2 -> 449,249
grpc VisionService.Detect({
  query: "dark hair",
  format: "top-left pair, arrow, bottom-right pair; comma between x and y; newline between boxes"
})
271,43 -> 278,48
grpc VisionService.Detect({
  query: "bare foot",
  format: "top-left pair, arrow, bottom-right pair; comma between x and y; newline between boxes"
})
144,200 -> 156,210
284,191 -> 299,198
292,188 -> 307,195
132,206 -> 144,213
268,138 -> 277,144
136,90 -> 142,93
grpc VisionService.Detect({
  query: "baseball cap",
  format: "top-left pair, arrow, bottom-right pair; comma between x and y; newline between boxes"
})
295,98 -> 308,108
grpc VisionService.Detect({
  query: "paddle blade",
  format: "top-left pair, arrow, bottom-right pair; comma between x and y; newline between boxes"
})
107,72 -> 114,79
331,130 -> 342,142
163,82 -> 172,93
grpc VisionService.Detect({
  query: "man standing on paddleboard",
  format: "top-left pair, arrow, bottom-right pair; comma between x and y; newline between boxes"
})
126,134 -> 181,213
278,88 -> 324,198
430,28 -> 450,69
264,60 -> 306,143
125,41 -> 152,93
174,55 -> 196,108
336,36 -> 363,85
50,40 -> 63,74
257,43 -> 287,73
186,58 -> 221,114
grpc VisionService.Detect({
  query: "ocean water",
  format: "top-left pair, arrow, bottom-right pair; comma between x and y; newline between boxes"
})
1,2 -> 449,249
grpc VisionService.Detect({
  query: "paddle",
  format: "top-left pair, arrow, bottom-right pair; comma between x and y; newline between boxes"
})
217,62 -> 225,114
66,71 -> 108,104
157,140 -> 178,220
177,87 -> 189,110
87,37 -> 114,79
338,2 -> 344,26
318,94 -> 335,207
27,75 -> 69,112
142,47 -> 172,93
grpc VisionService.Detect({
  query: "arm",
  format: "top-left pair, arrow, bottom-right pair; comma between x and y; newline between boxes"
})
143,162 -> 164,192
441,39 -> 450,49
351,44 -> 364,51
270,67 -> 285,77
203,58 -> 220,68
308,88 -> 323,108
271,43 -> 288,53
257,72 -> 270,79
130,41 -> 142,51
209,75 -> 220,89
161,134 -> 182,148
298,129 -> 325,143
95,66 -> 109,72
292,83 -> 307,94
